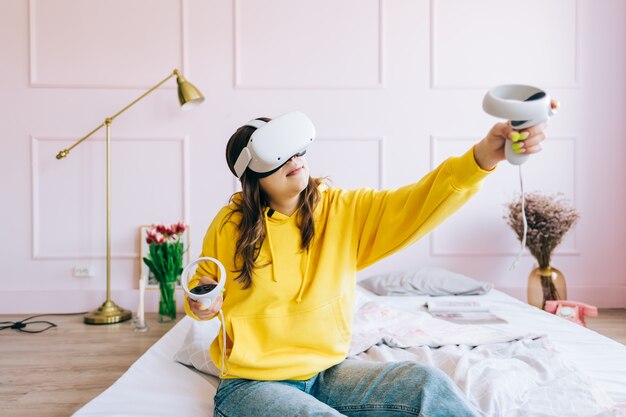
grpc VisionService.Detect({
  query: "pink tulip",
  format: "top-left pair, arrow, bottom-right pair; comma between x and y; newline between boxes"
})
173,221 -> 186,234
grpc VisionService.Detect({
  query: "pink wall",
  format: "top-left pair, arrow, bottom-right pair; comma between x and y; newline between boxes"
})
1,0 -> 625,314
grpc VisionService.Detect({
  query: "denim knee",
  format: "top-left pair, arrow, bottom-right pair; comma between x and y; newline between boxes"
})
313,360 -> 478,417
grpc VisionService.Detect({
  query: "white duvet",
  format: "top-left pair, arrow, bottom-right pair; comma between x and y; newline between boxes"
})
350,300 -> 624,417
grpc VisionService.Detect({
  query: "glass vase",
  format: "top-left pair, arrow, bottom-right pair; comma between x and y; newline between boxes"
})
158,281 -> 177,322
527,266 -> 567,309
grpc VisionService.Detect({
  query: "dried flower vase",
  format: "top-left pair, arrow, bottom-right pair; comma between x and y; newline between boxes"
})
527,266 -> 567,309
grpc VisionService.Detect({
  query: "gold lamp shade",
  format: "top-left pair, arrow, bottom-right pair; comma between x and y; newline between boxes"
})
175,70 -> 205,109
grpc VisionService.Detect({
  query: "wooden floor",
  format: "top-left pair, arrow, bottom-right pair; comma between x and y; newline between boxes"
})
0,309 -> 624,417
585,308 -> 626,344
0,312 -> 182,417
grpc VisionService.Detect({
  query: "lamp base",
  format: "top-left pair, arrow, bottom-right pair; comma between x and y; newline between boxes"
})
84,300 -> 132,325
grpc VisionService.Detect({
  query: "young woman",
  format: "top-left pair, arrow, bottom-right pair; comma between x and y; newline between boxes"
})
186,115 -> 546,416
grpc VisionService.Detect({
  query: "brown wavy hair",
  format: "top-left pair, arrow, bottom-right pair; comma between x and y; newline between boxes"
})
225,118 -> 323,288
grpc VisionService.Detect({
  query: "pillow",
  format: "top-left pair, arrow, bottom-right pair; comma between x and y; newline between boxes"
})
174,318 -> 222,377
358,266 -> 493,296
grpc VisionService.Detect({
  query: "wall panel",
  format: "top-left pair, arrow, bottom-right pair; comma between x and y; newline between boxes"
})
32,136 -> 189,259
29,0 -> 186,88
431,0 -> 579,88
234,0 -> 384,89
429,136 -> 578,256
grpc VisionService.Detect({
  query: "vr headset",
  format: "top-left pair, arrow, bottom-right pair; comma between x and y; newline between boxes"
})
233,111 -> 316,178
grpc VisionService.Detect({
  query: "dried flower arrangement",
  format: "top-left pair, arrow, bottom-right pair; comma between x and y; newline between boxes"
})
505,192 -> 580,268
505,193 -> 580,303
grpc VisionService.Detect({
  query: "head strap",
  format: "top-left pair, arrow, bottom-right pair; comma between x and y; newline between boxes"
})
244,119 -> 267,129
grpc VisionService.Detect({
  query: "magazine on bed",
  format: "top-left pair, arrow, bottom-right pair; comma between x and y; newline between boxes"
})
426,300 -> 507,324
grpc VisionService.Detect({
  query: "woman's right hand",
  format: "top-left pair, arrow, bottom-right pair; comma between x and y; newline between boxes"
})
187,276 -> 224,320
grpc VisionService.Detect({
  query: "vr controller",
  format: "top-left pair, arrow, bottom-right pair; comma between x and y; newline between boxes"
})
233,111 -> 315,178
482,84 -> 559,165
181,257 -> 226,309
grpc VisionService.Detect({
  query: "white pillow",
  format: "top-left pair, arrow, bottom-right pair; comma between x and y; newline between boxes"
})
359,266 -> 493,296
174,318 -> 222,377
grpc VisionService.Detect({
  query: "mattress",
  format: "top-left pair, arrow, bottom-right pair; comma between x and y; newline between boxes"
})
72,289 -> 626,417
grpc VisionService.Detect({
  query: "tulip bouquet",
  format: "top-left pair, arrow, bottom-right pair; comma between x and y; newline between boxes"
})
143,222 -> 187,321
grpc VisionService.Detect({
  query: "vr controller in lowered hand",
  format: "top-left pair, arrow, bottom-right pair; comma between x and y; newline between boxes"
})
181,257 -> 226,309
482,84 -> 559,165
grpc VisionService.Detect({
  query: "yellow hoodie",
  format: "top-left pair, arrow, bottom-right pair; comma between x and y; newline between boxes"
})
185,147 -> 492,381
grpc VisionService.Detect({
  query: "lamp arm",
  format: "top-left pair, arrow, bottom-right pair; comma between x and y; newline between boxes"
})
109,69 -> 178,122
56,121 -> 106,159
56,69 -> 180,159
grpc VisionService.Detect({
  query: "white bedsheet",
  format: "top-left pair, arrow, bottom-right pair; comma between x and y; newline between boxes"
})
351,293 -> 623,416
73,290 -> 626,417
73,318 -> 218,417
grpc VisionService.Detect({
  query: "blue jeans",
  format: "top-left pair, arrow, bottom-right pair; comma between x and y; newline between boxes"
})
214,359 -> 479,416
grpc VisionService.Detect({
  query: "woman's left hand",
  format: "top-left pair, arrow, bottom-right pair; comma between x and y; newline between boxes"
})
473,122 -> 548,171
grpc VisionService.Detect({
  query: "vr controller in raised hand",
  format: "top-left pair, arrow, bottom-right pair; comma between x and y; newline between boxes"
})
482,84 -> 559,165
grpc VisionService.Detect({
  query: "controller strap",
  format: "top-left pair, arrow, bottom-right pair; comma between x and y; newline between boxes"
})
510,165 -> 528,270
218,309 -> 229,376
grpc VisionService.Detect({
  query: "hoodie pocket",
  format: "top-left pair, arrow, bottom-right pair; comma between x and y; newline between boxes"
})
228,297 -> 351,372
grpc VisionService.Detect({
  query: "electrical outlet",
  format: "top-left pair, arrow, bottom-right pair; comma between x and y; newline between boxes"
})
73,266 -> 95,277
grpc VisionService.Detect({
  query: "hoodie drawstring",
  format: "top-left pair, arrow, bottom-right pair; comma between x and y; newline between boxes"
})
264,208 -> 312,302
295,249 -> 311,303
263,213 -> 279,282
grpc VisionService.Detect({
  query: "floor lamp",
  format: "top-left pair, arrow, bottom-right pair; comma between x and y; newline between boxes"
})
56,69 -> 204,325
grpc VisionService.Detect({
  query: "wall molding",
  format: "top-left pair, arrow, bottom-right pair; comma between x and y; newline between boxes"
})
428,135 -> 580,257
232,0 -> 385,89
0,289 -> 187,315
28,0 -> 189,89
31,135 -> 190,259
2,284 -> 624,314
429,0 -> 581,89
496,286 -> 626,308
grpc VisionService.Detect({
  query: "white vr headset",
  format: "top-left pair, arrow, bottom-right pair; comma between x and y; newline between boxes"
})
233,111 -> 316,178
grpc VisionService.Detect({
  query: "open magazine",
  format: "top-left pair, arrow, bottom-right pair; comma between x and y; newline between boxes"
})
427,300 -> 507,324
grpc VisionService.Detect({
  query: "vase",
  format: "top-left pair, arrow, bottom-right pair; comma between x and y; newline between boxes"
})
158,281 -> 177,322
527,266 -> 567,309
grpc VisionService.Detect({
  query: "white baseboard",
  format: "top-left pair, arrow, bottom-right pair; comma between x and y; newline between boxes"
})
496,286 -> 626,308
0,289 -> 186,315
1,286 -> 624,315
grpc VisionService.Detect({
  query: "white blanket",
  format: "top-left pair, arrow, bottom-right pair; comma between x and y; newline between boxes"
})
350,301 -> 623,417
350,300 -> 543,356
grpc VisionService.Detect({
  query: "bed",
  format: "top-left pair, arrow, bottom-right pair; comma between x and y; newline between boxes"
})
72,276 -> 626,417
